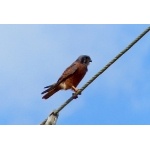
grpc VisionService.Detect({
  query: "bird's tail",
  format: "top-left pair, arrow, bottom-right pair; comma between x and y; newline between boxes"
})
41,83 -> 60,100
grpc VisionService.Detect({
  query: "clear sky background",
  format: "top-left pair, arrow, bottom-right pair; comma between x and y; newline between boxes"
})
0,24 -> 150,125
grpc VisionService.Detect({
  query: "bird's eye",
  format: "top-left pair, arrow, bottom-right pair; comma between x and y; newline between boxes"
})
86,57 -> 89,61
84,57 -> 87,63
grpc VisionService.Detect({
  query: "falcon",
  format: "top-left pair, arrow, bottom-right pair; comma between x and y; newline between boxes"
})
41,55 -> 92,100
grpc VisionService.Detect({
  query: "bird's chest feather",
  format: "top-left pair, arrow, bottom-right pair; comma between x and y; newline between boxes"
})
65,64 -> 87,89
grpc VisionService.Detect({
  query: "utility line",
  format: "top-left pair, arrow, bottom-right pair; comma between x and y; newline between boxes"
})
40,26 -> 150,125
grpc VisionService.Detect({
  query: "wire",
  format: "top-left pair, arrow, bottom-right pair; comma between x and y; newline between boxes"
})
40,26 -> 150,125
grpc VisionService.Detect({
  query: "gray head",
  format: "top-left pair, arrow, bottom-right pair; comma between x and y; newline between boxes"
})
76,55 -> 92,65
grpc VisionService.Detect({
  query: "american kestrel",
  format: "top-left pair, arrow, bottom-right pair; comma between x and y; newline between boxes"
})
41,55 -> 92,99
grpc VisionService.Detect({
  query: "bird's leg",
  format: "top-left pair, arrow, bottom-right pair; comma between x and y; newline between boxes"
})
71,86 -> 79,93
71,86 -> 81,99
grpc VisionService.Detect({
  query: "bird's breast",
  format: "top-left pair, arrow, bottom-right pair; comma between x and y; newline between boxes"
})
64,64 -> 87,89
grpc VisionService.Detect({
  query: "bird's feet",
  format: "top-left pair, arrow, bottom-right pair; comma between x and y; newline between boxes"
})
72,93 -> 78,99
71,86 -> 81,93
72,86 -> 81,99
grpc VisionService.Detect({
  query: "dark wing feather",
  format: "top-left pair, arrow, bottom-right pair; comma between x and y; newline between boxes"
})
41,83 -> 56,94
42,62 -> 78,95
57,62 -> 78,84
44,84 -> 54,89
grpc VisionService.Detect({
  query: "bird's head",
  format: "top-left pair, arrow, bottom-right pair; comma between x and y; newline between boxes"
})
76,55 -> 92,66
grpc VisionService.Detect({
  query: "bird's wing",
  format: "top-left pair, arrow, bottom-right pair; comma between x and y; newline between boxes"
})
42,62 -> 78,91
57,62 -> 78,84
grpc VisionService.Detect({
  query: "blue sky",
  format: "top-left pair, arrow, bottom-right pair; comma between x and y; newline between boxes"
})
0,24 -> 150,125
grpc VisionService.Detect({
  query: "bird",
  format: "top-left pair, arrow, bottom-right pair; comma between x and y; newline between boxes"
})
41,55 -> 92,100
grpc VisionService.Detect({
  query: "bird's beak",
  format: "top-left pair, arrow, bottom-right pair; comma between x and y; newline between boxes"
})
90,59 -> 92,62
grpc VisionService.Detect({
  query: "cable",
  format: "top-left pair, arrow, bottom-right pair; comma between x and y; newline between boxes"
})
40,26 -> 150,125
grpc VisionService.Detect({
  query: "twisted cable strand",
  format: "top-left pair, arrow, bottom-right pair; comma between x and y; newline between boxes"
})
40,26 -> 150,125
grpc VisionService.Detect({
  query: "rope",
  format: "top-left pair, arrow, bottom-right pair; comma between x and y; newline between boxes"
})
40,26 -> 150,125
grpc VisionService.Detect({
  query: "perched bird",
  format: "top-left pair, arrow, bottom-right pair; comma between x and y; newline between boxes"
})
41,55 -> 92,100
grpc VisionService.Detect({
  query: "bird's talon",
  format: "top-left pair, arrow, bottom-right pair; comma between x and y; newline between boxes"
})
72,93 -> 78,99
